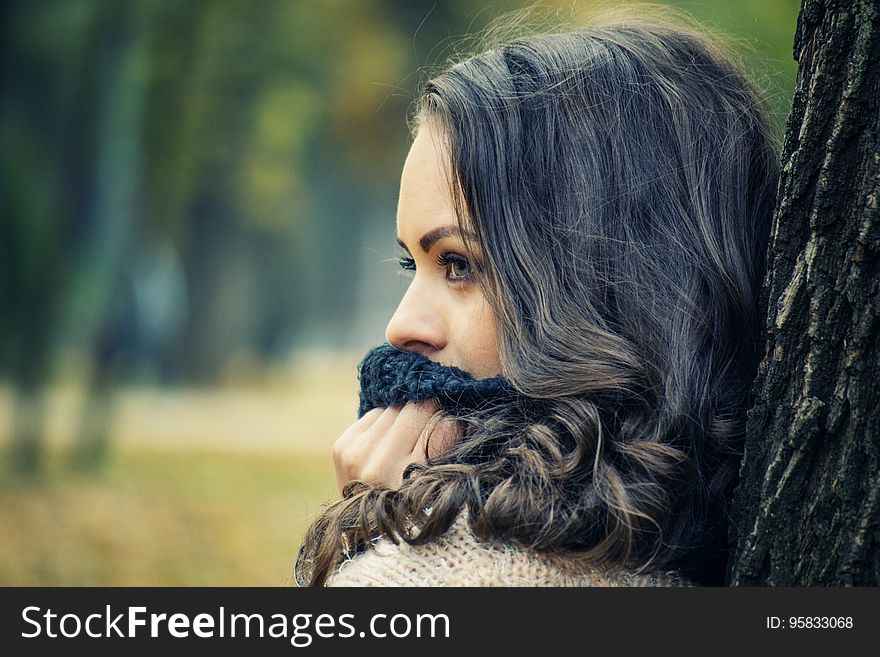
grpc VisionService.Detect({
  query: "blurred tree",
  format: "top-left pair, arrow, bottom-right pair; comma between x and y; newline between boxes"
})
1,0 -> 106,473
729,0 -> 879,585
66,2 -> 152,469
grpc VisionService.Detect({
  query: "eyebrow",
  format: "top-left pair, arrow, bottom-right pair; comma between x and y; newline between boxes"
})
396,225 -> 479,253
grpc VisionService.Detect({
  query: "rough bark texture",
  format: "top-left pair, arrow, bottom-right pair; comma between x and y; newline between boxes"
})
728,0 -> 880,586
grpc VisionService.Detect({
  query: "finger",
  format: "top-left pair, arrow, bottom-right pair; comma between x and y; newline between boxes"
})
343,402 -> 426,487
334,407 -> 400,494
343,406 -> 399,447
360,405 -> 401,443
333,407 -> 384,454
413,412 -> 460,461
347,406 -> 401,464
358,406 -> 385,428
387,400 -> 440,454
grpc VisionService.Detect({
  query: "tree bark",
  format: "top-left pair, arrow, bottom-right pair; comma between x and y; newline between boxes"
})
729,0 -> 880,586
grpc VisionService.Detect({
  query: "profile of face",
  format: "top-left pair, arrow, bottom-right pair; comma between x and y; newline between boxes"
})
385,120 -> 502,380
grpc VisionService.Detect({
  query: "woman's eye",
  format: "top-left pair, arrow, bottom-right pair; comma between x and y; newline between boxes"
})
450,258 -> 470,279
397,251 -> 475,284
437,252 -> 473,282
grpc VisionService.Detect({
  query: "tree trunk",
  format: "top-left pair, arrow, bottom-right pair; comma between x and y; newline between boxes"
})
728,0 -> 880,586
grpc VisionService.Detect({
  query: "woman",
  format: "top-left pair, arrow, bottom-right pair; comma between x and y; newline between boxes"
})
295,11 -> 780,587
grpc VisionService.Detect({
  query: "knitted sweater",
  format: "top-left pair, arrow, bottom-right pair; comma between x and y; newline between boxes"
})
324,511 -> 692,587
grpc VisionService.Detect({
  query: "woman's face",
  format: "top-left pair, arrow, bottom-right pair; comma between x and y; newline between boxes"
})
385,120 -> 502,379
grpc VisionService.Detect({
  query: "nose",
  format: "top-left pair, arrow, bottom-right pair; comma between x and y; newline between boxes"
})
385,281 -> 447,358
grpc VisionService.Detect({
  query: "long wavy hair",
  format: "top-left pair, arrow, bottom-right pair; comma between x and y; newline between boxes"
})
297,9 -> 780,586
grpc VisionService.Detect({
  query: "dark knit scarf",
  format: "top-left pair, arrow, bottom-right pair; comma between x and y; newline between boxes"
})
356,342 -> 518,418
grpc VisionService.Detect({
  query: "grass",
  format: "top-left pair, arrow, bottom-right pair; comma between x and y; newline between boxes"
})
0,357 -> 360,586
0,446 -> 338,586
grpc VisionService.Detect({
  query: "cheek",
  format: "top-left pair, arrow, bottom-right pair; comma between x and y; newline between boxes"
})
460,297 -> 502,377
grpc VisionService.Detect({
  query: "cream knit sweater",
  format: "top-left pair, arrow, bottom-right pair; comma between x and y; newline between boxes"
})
324,512 -> 693,587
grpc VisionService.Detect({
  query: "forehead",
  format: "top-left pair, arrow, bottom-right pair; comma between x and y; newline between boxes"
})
396,123 -> 458,238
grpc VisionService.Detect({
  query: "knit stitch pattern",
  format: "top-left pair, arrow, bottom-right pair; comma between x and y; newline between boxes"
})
325,511 -> 692,587
357,343 -> 517,419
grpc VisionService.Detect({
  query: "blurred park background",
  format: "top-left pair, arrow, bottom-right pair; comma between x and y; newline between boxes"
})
1,0 -> 801,585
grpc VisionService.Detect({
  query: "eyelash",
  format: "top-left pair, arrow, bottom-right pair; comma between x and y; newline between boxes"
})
397,251 -> 475,284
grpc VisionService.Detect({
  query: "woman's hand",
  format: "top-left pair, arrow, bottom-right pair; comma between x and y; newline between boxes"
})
332,400 -> 459,495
